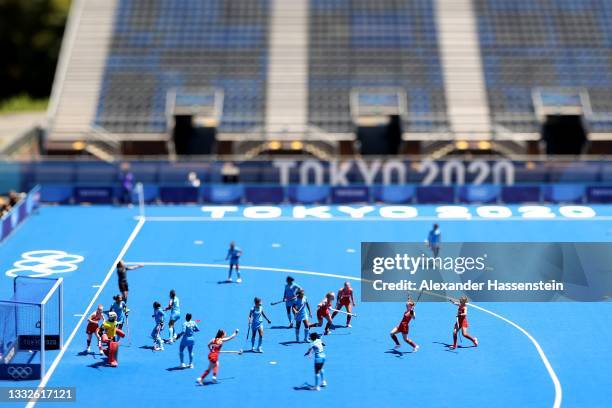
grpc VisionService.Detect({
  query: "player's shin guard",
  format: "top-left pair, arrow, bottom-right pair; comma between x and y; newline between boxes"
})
452,333 -> 458,348
346,315 -> 352,326
391,333 -> 400,346
201,370 -> 210,380
303,326 -> 309,341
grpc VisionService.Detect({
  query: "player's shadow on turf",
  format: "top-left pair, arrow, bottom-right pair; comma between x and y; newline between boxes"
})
279,340 -> 303,346
216,280 -> 238,285
77,350 -> 99,357
139,345 -> 156,350
433,341 -> 473,352
270,325 -> 291,329
385,349 -> 412,357
87,360 -> 111,370
293,383 -> 316,391
196,377 -> 234,386
167,366 -> 190,371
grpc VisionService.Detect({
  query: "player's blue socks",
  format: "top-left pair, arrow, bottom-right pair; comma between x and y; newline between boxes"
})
303,326 -> 309,342
169,326 -> 174,341
320,368 -> 325,384
257,336 -> 262,349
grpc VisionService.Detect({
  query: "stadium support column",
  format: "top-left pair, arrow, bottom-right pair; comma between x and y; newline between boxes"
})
265,0 -> 308,137
434,0 -> 492,139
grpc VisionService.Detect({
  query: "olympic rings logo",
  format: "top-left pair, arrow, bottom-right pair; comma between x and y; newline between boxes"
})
5,250 -> 85,278
7,366 -> 33,379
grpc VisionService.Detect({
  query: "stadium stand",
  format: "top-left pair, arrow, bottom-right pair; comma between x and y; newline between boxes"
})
42,0 -> 612,157
474,0 -> 612,137
96,0 -> 269,134
309,0 -> 448,135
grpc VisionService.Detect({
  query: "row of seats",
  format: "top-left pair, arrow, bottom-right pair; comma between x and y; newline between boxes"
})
95,0 -> 269,133
475,0 -> 612,132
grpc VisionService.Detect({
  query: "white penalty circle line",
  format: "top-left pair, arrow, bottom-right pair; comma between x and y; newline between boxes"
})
129,261 -> 562,408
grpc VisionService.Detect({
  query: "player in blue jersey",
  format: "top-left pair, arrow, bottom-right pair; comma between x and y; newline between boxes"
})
225,241 -> 243,283
304,332 -> 327,391
109,294 -> 127,333
427,223 -> 441,257
178,313 -> 200,368
292,289 -> 312,342
248,297 -> 272,353
164,289 -> 181,343
283,276 -> 301,327
151,301 -> 165,351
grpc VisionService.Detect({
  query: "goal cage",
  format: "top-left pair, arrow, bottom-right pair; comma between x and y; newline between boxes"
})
0,276 -> 63,381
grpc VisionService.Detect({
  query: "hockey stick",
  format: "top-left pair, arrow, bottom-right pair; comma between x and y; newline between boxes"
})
329,308 -> 357,317
220,349 -> 243,355
270,299 -> 285,306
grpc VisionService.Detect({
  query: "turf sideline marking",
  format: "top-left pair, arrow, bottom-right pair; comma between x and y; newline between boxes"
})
141,216 -> 606,222
131,261 -> 562,408
26,217 -> 146,408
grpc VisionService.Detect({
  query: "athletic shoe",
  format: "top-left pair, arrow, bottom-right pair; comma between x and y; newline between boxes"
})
251,347 -> 256,352
227,278 -> 233,282
180,363 -> 186,368
289,322 -> 294,328
449,345 -> 457,350
257,346 -> 263,353
413,345 -> 420,353
394,344 -> 401,349
346,324 -> 352,328
312,386 -> 321,391
473,338 -> 478,347
196,378 -> 203,385
212,376 -> 218,383
321,380 -> 327,387
188,363 -> 194,369
236,278 -> 242,283
86,346 -> 90,353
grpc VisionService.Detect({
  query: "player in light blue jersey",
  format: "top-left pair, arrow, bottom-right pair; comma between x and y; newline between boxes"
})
178,313 -> 200,368
248,297 -> 271,353
109,294 -> 127,335
292,289 -> 312,342
226,241 -> 243,283
283,276 -> 301,328
151,301 -> 165,351
304,332 -> 327,391
427,223 -> 441,257
164,289 -> 181,343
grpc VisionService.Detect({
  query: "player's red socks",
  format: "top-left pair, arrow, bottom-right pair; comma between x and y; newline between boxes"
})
346,315 -> 352,326
213,367 -> 218,376
201,370 -> 209,379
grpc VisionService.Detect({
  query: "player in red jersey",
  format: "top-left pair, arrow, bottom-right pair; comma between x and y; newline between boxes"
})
310,292 -> 335,335
84,304 -> 105,354
331,281 -> 356,327
196,328 -> 239,384
449,296 -> 478,349
390,298 -> 419,352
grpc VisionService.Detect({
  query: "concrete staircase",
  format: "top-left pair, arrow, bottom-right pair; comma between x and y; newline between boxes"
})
265,0 -> 308,137
434,0 -> 492,139
47,0 -> 118,146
